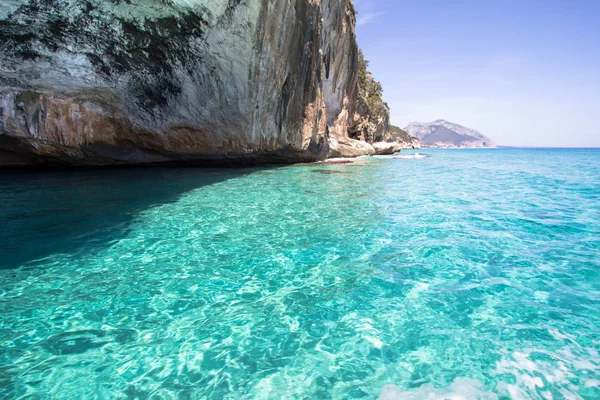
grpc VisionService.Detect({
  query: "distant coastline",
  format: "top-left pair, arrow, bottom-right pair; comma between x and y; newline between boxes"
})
497,146 -> 600,149
412,146 -> 600,150
404,120 -> 496,149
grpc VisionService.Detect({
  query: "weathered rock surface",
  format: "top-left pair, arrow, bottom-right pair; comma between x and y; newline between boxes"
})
328,135 -> 375,158
372,142 -> 403,155
0,0 -> 362,166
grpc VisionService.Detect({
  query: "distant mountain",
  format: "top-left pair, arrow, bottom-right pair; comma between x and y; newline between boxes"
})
404,120 -> 496,148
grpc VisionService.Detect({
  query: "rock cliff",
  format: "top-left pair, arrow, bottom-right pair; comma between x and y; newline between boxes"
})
0,0 -> 370,166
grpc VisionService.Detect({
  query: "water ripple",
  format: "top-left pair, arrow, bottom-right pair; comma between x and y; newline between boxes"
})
0,149 -> 599,398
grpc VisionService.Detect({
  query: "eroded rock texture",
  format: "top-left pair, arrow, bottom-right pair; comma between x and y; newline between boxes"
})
0,0 -> 362,166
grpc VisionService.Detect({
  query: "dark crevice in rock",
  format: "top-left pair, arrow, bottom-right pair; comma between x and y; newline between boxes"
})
325,47 -> 332,80
276,74 -> 292,134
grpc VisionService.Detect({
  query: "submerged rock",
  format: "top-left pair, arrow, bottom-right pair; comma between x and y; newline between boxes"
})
0,0 -> 362,166
311,169 -> 350,175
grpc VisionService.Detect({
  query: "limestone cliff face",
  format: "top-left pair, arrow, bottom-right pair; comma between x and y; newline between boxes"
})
0,0 -> 360,166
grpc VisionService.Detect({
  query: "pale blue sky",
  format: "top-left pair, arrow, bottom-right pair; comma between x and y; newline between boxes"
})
354,0 -> 600,147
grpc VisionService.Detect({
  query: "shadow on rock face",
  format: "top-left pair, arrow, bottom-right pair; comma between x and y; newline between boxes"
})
0,166 -> 270,270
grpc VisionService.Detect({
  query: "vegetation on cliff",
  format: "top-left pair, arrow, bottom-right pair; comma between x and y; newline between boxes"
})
349,51 -> 420,148
388,125 -> 412,143
357,50 -> 389,123
349,49 -> 390,143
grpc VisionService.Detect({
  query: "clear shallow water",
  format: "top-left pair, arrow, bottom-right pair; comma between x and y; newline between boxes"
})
1,149 -> 599,399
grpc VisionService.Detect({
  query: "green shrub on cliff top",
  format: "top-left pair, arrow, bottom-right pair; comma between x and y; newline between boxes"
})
389,125 -> 414,142
16,91 -> 41,103
357,50 -> 388,121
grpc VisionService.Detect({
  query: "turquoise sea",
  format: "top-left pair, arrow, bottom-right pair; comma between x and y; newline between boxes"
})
1,149 -> 599,399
